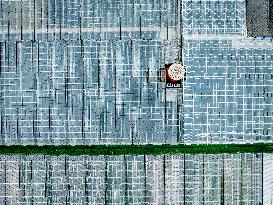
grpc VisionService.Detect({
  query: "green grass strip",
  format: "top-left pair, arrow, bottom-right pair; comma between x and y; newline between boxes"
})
0,143 -> 273,155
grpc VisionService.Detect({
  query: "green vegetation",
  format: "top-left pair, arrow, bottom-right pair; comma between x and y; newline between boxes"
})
0,143 -> 273,156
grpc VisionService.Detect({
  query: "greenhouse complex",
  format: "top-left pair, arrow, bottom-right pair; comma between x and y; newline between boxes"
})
0,0 -> 273,204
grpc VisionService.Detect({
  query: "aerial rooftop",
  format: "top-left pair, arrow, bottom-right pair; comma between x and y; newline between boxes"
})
0,0 -> 272,146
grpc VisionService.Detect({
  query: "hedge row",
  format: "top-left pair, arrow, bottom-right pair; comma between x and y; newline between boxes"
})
0,143 -> 272,155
